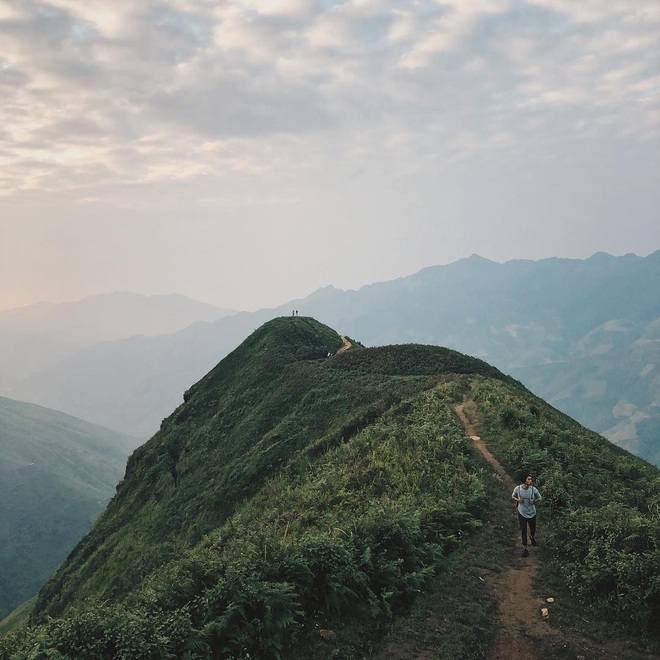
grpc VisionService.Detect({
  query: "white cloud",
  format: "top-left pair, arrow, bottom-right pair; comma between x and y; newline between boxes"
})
1,0 -> 659,310
1,0 -> 657,187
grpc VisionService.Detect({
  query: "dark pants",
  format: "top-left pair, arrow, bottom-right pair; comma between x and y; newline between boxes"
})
518,513 -> 537,547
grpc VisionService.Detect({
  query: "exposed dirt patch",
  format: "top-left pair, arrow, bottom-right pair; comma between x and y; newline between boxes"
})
336,336 -> 352,354
455,403 -> 510,485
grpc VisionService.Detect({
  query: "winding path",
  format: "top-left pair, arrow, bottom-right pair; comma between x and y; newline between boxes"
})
336,336 -> 352,354
455,399 -> 544,659
454,397 -> 657,660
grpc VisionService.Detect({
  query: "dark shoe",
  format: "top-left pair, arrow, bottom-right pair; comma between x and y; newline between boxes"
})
522,547 -> 529,557
531,539 -> 538,547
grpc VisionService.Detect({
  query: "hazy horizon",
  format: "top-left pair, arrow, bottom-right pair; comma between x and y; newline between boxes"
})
1,248 -> 657,314
2,1 -> 659,312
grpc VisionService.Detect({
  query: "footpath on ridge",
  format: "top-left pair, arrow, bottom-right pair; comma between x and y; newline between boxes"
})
454,396 -> 657,660
337,336 -> 352,354
455,399 -> 543,659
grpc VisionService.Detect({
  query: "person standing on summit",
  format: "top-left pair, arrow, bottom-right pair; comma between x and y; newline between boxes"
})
512,474 -> 542,557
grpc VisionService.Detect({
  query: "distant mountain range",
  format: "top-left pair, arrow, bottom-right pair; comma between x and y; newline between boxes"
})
306,251 -> 660,465
1,253 -> 658,465
0,292 -> 235,401
0,397 -> 137,620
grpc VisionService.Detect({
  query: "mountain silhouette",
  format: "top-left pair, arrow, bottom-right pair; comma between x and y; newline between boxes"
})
7,252 -> 658,467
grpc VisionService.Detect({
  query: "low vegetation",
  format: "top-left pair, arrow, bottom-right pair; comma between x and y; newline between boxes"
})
1,317 -> 657,658
471,379 -> 660,639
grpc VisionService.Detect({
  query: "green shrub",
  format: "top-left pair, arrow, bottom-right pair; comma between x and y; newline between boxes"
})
471,377 -> 660,637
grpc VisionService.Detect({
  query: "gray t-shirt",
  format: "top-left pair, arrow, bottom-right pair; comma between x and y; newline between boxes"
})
513,484 -> 542,518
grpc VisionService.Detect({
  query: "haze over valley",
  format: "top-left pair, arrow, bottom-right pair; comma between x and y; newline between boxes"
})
0,397 -> 136,620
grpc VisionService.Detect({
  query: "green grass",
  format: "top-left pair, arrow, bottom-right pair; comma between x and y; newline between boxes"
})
32,318 -> 503,623
2,318 -> 657,658
373,464 -> 512,659
469,377 -> 660,650
0,598 -> 34,635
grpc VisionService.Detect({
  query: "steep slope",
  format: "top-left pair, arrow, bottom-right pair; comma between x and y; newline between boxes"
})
31,317 -> 508,618
3,318 -> 656,659
11,310 -> 273,437
0,397 -> 137,619
6,252 -> 658,466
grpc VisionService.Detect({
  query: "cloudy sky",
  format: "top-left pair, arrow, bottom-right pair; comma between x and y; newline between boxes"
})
1,0 -> 659,311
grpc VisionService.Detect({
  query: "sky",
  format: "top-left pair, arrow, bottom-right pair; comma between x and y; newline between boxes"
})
1,0 -> 659,312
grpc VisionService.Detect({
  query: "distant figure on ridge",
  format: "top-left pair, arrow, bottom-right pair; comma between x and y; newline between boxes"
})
512,473 -> 542,557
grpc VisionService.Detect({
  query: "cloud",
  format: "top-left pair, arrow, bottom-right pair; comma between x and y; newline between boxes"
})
149,74 -> 333,138
0,0 -> 658,202
246,0 -> 319,18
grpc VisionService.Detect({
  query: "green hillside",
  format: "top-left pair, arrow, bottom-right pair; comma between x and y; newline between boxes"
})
2,317 -> 658,658
0,397 -> 137,620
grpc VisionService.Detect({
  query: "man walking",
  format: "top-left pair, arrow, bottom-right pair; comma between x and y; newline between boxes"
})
512,474 -> 542,557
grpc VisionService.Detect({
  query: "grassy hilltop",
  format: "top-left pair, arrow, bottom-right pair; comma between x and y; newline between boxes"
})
2,317 -> 658,658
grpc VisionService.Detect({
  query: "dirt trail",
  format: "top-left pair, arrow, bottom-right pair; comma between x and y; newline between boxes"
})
454,398 -> 657,660
455,400 -> 545,659
336,336 -> 352,354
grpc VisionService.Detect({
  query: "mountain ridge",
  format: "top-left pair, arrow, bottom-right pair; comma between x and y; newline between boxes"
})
2,317 -> 656,658
3,252 -> 659,466
32,318 -> 512,619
